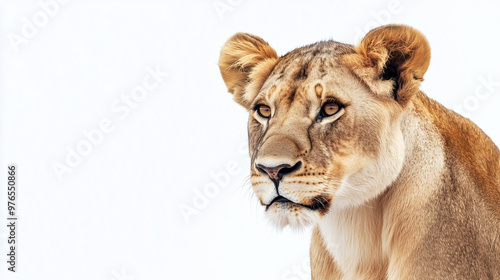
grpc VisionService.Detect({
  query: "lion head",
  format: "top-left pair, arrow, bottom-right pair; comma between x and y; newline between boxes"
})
218,25 -> 431,228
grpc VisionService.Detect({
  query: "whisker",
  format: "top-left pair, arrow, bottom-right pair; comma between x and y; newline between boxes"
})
241,175 -> 251,188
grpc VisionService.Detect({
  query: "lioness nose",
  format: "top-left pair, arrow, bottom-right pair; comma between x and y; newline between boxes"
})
256,162 -> 302,181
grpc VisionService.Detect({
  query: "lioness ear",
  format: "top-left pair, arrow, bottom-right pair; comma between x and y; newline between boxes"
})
343,24 -> 431,107
218,33 -> 278,110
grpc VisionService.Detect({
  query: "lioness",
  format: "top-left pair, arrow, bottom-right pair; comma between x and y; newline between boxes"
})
218,25 -> 500,279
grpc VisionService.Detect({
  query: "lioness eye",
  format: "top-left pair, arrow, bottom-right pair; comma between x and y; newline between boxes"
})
257,105 -> 271,118
322,102 -> 340,116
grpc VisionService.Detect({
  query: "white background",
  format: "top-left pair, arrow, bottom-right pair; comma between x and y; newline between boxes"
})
1,1 -> 499,280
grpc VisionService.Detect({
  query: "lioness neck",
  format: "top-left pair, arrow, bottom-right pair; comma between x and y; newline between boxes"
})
318,91 -> 500,279
412,91 -> 500,215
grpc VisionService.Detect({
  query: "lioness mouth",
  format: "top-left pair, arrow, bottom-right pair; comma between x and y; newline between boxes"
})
266,195 -> 329,212
267,195 -> 292,208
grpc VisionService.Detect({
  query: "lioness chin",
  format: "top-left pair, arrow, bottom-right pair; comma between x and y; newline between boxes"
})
218,25 -> 500,279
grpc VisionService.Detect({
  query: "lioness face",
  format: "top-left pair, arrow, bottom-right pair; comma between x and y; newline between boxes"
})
247,43 -> 404,228
219,28 -> 429,228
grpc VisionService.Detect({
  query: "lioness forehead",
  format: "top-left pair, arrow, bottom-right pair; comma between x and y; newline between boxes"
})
273,41 -> 354,78
258,41 -> 356,105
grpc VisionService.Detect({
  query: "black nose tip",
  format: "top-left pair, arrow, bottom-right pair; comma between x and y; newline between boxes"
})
256,161 -> 302,182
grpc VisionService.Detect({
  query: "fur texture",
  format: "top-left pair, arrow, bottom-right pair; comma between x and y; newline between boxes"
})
218,25 -> 500,279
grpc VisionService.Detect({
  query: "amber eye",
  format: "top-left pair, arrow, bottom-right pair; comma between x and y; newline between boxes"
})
321,102 -> 340,117
256,105 -> 272,118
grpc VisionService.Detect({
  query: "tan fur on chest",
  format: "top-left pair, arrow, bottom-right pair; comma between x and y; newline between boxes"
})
317,203 -> 386,280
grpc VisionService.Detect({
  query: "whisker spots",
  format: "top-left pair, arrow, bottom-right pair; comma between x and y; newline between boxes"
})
284,180 -> 322,186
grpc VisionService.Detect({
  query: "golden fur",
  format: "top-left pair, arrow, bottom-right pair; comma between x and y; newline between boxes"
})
218,25 -> 500,279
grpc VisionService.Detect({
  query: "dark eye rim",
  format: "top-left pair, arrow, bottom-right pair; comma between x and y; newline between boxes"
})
318,100 -> 343,119
255,104 -> 272,118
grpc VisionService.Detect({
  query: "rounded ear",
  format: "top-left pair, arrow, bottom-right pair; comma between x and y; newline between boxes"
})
218,33 -> 278,110
343,24 -> 431,107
